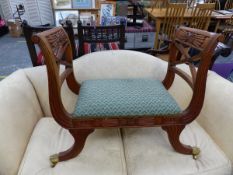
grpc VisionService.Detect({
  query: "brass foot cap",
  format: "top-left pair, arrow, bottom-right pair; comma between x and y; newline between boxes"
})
192,147 -> 201,160
50,154 -> 59,168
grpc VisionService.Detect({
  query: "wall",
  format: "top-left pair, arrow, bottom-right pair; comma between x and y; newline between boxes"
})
0,5 -> 3,18
0,0 -> 12,20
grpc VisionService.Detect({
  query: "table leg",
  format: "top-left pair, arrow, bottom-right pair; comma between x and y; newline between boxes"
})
154,19 -> 161,49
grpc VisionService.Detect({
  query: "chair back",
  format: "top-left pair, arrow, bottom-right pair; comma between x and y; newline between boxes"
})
159,3 -> 187,47
32,27 -> 79,127
77,21 -> 125,57
151,0 -> 168,10
224,0 -> 233,9
163,26 -> 222,120
222,15 -> 233,43
22,20 -> 76,67
190,3 -> 215,30
205,0 -> 220,10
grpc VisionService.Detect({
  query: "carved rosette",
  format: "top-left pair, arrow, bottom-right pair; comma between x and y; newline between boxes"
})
46,28 -> 69,57
175,28 -> 210,50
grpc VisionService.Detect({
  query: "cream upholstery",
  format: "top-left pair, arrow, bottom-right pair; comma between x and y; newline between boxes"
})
122,122 -> 232,175
0,50 -> 233,174
74,51 -> 167,83
168,65 -> 233,168
0,70 -> 43,175
197,72 -> 233,165
24,66 -> 77,117
18,118 -> 127,175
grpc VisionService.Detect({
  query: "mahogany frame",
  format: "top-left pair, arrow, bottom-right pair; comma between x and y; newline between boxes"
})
32,26 -> 221,167
22,20 -> 77,67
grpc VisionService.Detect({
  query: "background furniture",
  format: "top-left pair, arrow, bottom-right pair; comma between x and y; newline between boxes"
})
77,21 -> 125,56
7,19 -> 22,37
222,15 -> 233,44
0,25 -> 8,37
145,5 -> 233,48
150,3 -> 187,50
12,4 -> 25,22
205,0 -> 221,10
0,52 -> 233,174
0,15 -> 8,37
22,20 -> 77,67
189,3 -> 215,30
125,20 -> 155,49
52,0 -> 100,26
224,0 -> 233,9
151,0 -> 169,10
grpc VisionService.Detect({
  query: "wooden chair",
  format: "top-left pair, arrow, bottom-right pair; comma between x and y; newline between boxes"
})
189,3 -> 215,30
22,20 -> 77,67
222,15 -> 233,46
205,0 -> 221,10
77,21 -> 125,57
189,7 -> 232,68
32,26 -> 221,167
151,0 -> 169,11
224,0 -> 233,9
148,3 -> 187,54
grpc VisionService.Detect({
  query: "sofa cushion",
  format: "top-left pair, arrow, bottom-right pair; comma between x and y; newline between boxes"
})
0,70 -> 43,175
74,79 -> 180,117
167,65 -> 233,168
24,66 -> 78,117
74,50 -> 167,84
197,71 -> 233,167
18,118 -> 127,175
122,121 -> 232,175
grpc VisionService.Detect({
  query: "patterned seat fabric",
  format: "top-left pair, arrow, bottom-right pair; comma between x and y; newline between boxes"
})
73,79 -> 181,118
83,42 -> 119,54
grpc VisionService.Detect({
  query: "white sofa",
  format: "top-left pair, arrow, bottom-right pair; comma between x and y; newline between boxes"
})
0,50 -> 233,175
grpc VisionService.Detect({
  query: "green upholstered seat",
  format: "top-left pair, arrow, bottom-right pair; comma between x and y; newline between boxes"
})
73,79 -> 181,118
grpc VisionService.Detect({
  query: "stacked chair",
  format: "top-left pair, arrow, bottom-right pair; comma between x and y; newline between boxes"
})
77,21 -> 125,57
189,3 -> 215,30
22,20 -> 77,67
148,3 -> 187,56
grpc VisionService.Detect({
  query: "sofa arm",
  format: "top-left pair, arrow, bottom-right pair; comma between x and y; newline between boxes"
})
0,70 -> 43,175
196,71 -> 233,165
169,66 -> 233,166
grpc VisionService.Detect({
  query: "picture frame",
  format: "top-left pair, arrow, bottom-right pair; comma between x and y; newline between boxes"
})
53,0 -> 72,9
54,10 -> 79,27
72,0 -> 92,9
79,12 -> 96,26
101,16 -> 127,26
99,1 -> 116,24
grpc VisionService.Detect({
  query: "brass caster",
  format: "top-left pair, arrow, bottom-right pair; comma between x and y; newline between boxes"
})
192,147 -> 200,160
50,154 -> 59,168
